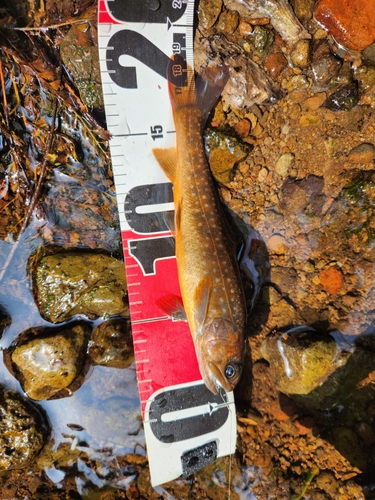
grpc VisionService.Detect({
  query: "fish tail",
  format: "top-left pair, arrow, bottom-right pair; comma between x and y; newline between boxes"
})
167,55 -> 229,124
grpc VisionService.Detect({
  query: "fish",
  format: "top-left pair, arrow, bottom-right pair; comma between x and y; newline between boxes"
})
153,56 -> 246,394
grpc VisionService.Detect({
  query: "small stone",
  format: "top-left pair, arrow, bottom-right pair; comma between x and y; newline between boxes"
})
258,167 -> 269,183
198,0 -> 223,30
264,52 -> 288,79
348,143 -> 375,164
248,17 -> 270,26
354,64 -> 375,92
290,39 -> 311,69
323,82 -> 359,111
233,118 -> 251,137
315,0 -> 375,51
238,19 -> 253,36
311,53 -> 342,84
281,74 -> 309,91
88,318 -> 134,368
205,129 -> 249,184
319,267 -> 344,294
299,113 -> 320,126
275,153 -> 294,177
250,26 -> 274,58
305,92 -> 326,110
324,136 -> 343,157
216,9 -> 239,35
290,0 -> 316,20
267,234 -> 289,255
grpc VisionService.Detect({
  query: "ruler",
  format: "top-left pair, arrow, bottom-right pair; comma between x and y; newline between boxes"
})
98,0 -> 236,486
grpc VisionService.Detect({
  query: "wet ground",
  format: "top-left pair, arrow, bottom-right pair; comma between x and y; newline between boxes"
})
1,0 -> 375,498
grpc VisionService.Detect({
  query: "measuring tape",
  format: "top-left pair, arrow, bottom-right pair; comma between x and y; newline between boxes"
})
98,0 -> 236,486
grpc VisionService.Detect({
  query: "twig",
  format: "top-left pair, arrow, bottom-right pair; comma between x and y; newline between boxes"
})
0,53 -> 10,129
14,16 -> 96,32
0,97 -> 59,283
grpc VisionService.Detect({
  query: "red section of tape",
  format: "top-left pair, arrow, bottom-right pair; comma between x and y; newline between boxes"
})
122,230 -> 201,415
98,0 -> 121,24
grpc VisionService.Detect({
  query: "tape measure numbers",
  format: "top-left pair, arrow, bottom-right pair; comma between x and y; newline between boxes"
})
98,0 -> 237,486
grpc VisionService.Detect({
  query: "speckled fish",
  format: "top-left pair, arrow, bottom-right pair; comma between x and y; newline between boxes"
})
153,57 -> 246,394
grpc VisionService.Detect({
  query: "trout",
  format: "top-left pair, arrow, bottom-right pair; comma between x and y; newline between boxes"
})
153,57 -> 246,394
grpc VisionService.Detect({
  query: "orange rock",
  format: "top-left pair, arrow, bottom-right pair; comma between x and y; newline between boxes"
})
234,118 -> 251,138
264,52 -> 288,79
319,267 -> 344,294
315,0 -> 375,51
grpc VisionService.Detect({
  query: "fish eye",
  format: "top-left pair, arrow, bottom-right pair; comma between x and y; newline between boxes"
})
225,363 -> 239,380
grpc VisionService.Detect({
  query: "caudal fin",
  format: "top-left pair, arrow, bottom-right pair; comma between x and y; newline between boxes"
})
167,55 -> 229,124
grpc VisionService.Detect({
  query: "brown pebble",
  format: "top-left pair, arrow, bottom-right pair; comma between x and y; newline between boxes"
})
305,92 -> 327,110
264,52 -> 288,79
319,267 -> 344,294
238,19 -> 253,36
234,118 -> 251,137
348,143 -> 375,163
249,16 -> 270,25
216,9 -> 239,35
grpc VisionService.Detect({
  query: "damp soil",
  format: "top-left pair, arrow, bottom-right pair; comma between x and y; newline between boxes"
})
1,0 -> 375,499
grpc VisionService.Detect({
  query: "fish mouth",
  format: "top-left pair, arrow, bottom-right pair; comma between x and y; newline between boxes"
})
200,360 -> 234,394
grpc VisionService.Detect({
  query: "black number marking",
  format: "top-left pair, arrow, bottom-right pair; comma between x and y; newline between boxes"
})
107,31 -> 171,89
125,182 -> 173,234
129,236 -> 175,275
149,385 -> 229,442
150,125 -> 163,141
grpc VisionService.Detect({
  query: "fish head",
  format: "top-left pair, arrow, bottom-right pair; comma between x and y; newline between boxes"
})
197,317 -> 245,394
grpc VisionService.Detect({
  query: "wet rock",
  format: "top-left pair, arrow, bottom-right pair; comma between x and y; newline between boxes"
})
88,318 -> 134,368
11,324 -> 90,400
204,129 -> 249,184
35,252 -> 129,322
304,92 -> 326,110
264,51 -> 288,79
311,54 -> 342,84
249,26 -> 274,58
355,421 -> 375,447
290,39 -> 311,69
238,19 -> 253,36
0,388 -> 48,470
354,64 -> 375,93
206,35 -> 274,109
198,0 -> 223,30
282,74 -> 309,91
60,25 -> 103,110
216,9 -> 239,34
323,82 -> 359,111
290,0 -> 316,21
315,0 -> 375,52
348,143 -> 375,163
261,329 -> 348,395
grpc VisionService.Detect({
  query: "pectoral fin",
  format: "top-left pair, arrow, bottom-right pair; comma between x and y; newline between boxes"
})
156,294 -> 187,322
152,147 -> 177,183
194,276 -> 212,328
